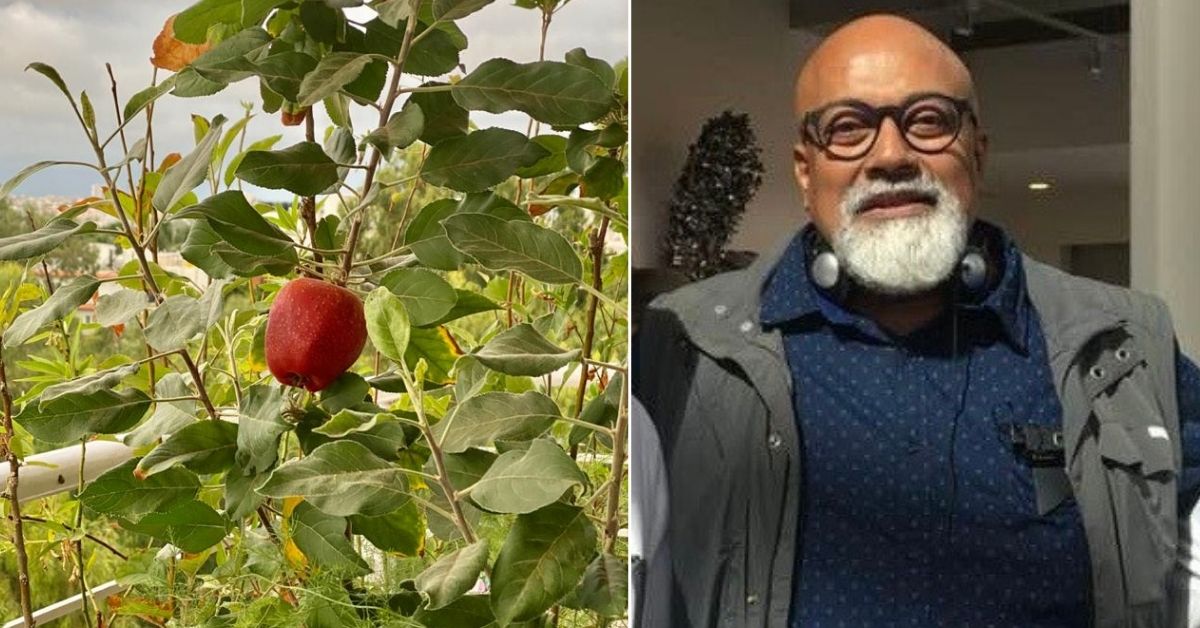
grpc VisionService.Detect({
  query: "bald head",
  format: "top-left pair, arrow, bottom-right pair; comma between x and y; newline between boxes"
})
795,15 -> 976,116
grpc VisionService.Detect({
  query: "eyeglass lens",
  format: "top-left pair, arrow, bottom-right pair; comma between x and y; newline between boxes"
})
814,96 -> 964,159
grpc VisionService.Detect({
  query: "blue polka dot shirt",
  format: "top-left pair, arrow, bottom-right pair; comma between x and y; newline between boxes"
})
760,221 -> 1200,627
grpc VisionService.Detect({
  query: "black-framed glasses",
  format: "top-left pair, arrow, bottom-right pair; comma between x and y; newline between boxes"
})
799,92 -> 978,161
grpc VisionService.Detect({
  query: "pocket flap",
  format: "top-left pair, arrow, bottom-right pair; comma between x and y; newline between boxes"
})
1098,422 -> 1174,476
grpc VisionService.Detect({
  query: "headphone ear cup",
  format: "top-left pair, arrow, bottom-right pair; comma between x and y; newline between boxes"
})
959,250 -> 988,294
811,250 -> 840,290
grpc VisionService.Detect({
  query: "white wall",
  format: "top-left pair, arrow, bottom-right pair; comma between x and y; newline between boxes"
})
631,0 -> 819,267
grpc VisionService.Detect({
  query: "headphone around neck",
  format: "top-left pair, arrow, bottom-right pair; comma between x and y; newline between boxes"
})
802,222 -> 998,305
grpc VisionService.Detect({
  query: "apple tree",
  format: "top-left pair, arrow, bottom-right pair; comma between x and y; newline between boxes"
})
0,0 -> 628,625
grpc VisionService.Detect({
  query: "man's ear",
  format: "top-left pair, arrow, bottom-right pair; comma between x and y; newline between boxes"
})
794,143 -> 814,209
973,129 -> 989,176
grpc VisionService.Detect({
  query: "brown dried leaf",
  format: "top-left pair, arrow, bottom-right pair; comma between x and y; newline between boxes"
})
151,15 -> 212,72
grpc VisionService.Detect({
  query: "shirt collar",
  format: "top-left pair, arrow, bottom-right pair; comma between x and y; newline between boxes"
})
760,219 -> 1030,353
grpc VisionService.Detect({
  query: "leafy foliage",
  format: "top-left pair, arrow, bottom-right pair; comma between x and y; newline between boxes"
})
0,0 -> 628,625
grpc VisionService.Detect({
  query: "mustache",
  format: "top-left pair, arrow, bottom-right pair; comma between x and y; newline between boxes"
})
840,176 -> 946,217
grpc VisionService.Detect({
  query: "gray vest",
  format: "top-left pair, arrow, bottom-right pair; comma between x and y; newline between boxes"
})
641,246 -> 1187,628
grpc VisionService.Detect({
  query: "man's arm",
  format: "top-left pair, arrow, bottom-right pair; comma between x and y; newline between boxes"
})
1177,350 -> 1200,512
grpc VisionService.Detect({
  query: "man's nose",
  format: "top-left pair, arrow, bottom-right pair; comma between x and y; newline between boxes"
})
864,117 -> 919,182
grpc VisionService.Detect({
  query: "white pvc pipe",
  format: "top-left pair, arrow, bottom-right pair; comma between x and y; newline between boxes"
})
0,440 -> 133,504
2,580 -> 126,628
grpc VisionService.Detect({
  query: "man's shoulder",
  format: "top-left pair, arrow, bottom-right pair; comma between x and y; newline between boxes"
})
1022,254 -> 1172,335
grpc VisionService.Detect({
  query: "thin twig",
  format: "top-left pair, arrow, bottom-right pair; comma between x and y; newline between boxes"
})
340,0 -> 421,282
21,516 -> 128,560
602,370 -> 628,554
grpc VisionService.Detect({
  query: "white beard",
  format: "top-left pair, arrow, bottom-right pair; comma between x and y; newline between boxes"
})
831,174 -> 970,296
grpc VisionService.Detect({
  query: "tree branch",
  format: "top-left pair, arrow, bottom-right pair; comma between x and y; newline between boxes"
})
0,342 -> 36,626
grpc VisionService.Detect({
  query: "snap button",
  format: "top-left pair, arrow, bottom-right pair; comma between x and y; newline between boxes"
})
713,304 -> 728,316
767,432 -> 783,450
739,320 -> 754,333
1115,348 -> 1130,362
746,593 -> 759,605
1089,366 -> 1105,379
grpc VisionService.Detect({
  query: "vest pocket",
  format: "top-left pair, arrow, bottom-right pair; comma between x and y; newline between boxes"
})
1092,374 -> 1177,606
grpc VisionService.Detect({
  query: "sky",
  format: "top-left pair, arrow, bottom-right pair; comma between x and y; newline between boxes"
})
0,0 -> 628,201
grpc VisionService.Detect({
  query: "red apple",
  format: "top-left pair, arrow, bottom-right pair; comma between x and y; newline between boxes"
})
265,277 -> 367,392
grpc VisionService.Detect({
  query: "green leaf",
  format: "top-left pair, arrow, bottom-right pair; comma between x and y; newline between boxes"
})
415,539 -> 489,610
297,52 -> 374,108
442,214 -> 581,284
435,391 -> 558,453
172,67 -> 227,98
299,1 -> 346,44
39,363 -> 141,407
254,51 -> 319,102
16,388 -> 151,443
470,439 -> 586,514
453,59 -> 612,126
405,199 -> 465,270
144,295 -> 206,352
564,48 -> 616,89
365,287 -> 411,363
224,465 -> 266,521
490,502 -> 597,625
256,440 -> 409,517
457,191 -> 529,221
378,268 -> 456,327
322,128 -> 357,194
180,221 -> 235,279
423,290 -> 500,328
25,62 -> 75,108
420,128 -> 549,192
137,420 -> 239,477
289,501 -> 370,575
409,82 -> 469,145
349,498 -> 423,554
569,372 -> 621,447
123,374 -> 197,448
404,326 -> 458,384
78,458 -> 199,518
324,92 -> 352,129
0,215 -> 96,261
124,500 -> 229,552
364,103 -> 424,156
236,383 -> 289,475
188,28 -> 272,83
582,156 -> 625,202
431,0 -> 493,21
473,323 -> 578,377
313,408 -> 387,437
173,0 -> 289,44
412,595 -> 494,628
80,91 -> 97,136
566,554 -> 628,617
176,190 -> 298,262
318,372 -> 370,414
153,115 -> 227,215
234,141 -> 340,195
224,134 -> 282,187
364,18 -> 459,77
514,134 -> 567,179
374,0 -> 414,26
4,277 -> 100,348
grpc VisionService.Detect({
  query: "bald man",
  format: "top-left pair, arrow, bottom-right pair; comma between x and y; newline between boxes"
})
635,14 -> 1200,628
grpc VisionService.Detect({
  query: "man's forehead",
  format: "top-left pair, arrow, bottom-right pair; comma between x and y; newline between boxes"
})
794,16 -> 974,113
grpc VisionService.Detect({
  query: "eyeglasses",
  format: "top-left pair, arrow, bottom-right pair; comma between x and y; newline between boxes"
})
799,92 -> 978,161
